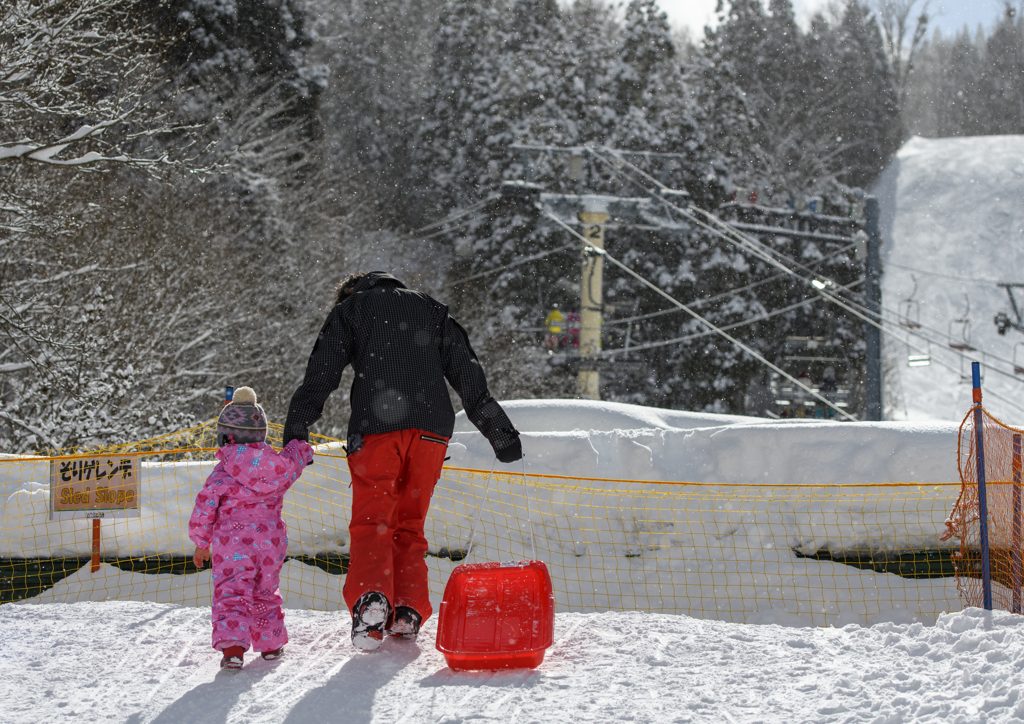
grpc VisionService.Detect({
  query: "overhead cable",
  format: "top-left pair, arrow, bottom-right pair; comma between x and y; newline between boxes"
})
539,206 -> 858,422
588,147 -> 1024,416
603,278 -> 863,354
603,244 -> 860,328
814,271 -> 1024,387
887,261 -> 1008,286
441,244 -> 576,290
413,196 -> 498,236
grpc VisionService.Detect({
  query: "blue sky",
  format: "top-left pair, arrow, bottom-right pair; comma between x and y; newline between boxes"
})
663,0 -> 1011,41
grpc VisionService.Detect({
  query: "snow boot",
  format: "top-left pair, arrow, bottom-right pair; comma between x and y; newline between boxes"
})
351,591 -> 391,651
388,606 -> 422,640
261,647 -> 284,661
220,646 -> 245,669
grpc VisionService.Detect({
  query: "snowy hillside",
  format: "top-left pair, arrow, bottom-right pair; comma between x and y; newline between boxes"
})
874,134 -> 1024,424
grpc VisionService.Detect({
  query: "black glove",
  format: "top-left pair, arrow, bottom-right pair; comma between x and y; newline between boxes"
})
282,423 -> 309,446
495,436 -> 523,464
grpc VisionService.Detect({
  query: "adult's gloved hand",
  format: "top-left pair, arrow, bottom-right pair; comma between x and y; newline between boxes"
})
496,436 -> 523,464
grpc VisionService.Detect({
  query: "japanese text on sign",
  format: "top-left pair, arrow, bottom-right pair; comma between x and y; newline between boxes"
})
49,455 -> 141,519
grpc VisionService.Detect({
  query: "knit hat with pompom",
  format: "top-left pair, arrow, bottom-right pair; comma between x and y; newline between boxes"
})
216,386 -> 268,446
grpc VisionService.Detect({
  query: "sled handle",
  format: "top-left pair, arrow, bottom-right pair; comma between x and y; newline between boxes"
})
464,456 -> 537,561
463,460 -> 495,557
522,456 -> 536,560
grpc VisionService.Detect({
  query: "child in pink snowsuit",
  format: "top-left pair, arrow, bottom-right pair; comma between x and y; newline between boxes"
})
189,386 -> 313,669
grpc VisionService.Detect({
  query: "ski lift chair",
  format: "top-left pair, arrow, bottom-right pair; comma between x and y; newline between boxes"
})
948,319 -> 974,351
899,300 -> 921,329
899,276 -> 922,329
948,295 -> 974,351
771,336 -> 853,418
907,338 -> 931,367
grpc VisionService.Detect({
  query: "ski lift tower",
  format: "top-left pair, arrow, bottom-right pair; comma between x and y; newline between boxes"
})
864,197 -> 883,421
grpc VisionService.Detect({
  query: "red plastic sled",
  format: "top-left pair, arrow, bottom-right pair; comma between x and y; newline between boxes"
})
435,560 -> 555,671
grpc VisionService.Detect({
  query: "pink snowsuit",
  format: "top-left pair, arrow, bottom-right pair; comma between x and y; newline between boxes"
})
189,439 -> 313,653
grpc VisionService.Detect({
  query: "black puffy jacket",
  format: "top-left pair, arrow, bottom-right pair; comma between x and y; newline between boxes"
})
283,272 -> 519,456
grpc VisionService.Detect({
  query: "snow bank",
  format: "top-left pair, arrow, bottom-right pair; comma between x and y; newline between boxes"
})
455,400 -> 959,483
459,398 -> 767,432
2,600 -> 1023,724
874,134 -> 1024,423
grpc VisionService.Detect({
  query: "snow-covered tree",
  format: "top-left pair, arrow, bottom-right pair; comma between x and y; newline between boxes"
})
980,4 -> 1024,134
0,1 -> 205,178
831,1 -> 902,188
307,0 -> 442,224
903,3 -> 1024,138
0,0 -> 199,451
0,0 -> 357,453
702,0 -> 900,197
873,0 -> 931,105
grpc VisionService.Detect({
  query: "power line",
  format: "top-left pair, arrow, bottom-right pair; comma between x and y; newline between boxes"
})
540,206 -> 859,422
510,143 -> 694,161
413,196 -> 498,236
603,243 -> 860,328
809,259 -> 1024,386
416,217 -> 478,242
603,278 -> 863,355
886,261 -> 1009,286
441,244 -> 576,290
587,148 -> 823,280
586,147 -> 1024,417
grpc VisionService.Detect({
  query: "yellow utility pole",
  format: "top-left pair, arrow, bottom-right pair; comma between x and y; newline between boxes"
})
578,207 -> 608,400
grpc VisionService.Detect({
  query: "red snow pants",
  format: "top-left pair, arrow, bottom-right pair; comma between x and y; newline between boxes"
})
343,428 -> 449,621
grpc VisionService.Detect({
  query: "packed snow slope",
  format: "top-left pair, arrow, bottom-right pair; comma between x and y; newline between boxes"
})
873,134 -> 1024,424
2,601 -> 1024,724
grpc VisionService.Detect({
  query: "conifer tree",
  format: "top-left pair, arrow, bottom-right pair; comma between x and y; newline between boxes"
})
414,0 -> 508,220
831,0 -> 902,188
939,30 -> 987,135
313,0 -> 443,222
981,5 -> 1024,134
704,0 -> 900,196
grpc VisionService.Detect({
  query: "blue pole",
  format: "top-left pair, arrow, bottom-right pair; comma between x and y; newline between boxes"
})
1013,433 -> 1021,614
972,361 -> 992,611
864,198 -> 883,421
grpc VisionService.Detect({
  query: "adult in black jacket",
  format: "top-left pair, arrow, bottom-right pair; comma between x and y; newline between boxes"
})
283,271 -> 522,650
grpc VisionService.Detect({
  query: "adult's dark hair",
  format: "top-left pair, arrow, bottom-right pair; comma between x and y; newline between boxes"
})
334,272 -> 368,306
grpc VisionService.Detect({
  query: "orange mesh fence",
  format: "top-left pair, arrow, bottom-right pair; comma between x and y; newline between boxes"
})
947,405 -> 1024,612
1,421 -> 964,626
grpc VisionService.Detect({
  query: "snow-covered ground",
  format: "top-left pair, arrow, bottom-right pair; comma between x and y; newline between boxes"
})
874,134 -> 1024,424
3,600 -> 1024,724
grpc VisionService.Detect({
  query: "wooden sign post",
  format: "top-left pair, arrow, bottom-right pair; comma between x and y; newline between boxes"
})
49,454 -> 142,572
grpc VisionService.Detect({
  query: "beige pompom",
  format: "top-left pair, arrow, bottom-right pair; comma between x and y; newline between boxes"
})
232,386 -> 258,405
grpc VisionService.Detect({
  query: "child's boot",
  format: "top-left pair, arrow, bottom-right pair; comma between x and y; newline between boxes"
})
261,647 -> 284,660
220,645 -> 245,669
